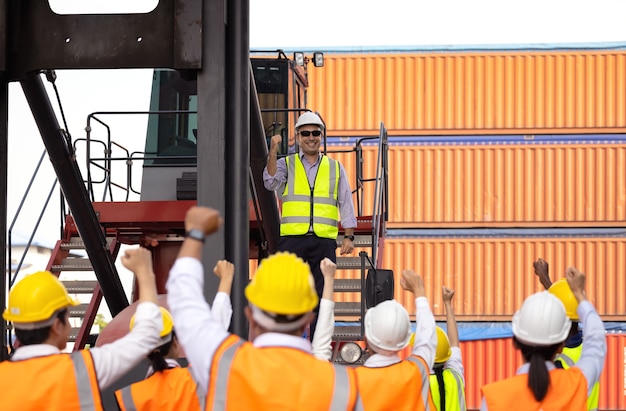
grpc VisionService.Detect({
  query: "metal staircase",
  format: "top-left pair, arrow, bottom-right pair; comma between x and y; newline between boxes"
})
46,216 -> 120,350
331,123 -> 390,361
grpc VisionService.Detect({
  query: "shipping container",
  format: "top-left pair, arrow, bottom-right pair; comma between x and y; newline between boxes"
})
328,140 -> 626,228
453,334 -> 626,411
333,236 -> 626,321
308,51 -> 626,136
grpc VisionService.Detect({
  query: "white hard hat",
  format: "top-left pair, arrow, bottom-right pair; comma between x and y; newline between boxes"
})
364,300 -> 411,353
512,291 -> 572,346
295,112 -> 325,131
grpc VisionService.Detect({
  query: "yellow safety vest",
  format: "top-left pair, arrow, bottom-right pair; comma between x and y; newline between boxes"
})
430,368 -> 467,411
556,344 -> 600,411
280,154 -> 339,239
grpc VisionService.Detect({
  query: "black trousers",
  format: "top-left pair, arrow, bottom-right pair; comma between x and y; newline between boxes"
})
278,235 -> 337,339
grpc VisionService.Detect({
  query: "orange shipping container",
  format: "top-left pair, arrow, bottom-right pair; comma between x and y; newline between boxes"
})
328,142 -> 626,228
459,334 -> 626,411
309,50 -> 626,136
334,237 -> 626,321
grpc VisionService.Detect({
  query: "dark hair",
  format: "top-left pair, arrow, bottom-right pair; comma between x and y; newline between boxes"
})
514,337 -> 561,402
14,309 -> 68,346
147,330 -> 176,372
433,364 -> 446,411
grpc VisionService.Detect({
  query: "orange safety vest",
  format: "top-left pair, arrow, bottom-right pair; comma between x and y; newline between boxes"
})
206,334 -> 359,410
115,367 -> 204,411
0,350 -> 103,411
481,367 -> 588,411
354,355 -> 435,411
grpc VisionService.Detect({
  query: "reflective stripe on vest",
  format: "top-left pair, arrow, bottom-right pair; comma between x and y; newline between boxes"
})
330,366 -> 353,411
281,154 -> 339,239
118,386 -> 137,411
556,345 -> 600,411
211,339 -> 352,411
407,356 -> 433,411
71,351 -> 100,411
429,369 -> 467,411
355,357 -> 432,411
212,339 -> 244,410
196,379 -> 207,410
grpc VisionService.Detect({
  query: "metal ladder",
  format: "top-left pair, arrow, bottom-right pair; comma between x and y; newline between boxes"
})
46,222 -> 119,350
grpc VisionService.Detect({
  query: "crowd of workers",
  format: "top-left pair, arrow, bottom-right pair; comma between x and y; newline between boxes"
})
0,204 -> 608,410
0,112 -> 608,410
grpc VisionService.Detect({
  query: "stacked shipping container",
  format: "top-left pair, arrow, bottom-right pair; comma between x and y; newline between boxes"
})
303,48 -> 626,409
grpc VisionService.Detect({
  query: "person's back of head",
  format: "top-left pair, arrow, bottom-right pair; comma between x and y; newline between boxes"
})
434,326 -> 452,365
245,252 -> 319,336
3,271 -> 79,348
364,300 -> 411,355
512,291 -> 571,402
130,306 -> 177,372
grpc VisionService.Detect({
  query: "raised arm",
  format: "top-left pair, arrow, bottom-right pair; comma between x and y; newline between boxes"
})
442,285 -> 464,382
166,206 -> 225,394
91,247 -> 162,389
401,269 -> 436,369
211,260 -> 235,330
566,267 -> 606,395
533,258 -> 552,290
312,258 -> 336,361
442,286 -> 459,347
266,134 -> 282,177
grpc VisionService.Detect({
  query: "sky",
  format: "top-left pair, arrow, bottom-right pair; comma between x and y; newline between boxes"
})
6,0 -> 626,292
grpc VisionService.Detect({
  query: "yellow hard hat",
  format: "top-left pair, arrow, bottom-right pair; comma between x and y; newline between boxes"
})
130,306 -> 174,338
548,279 -> 579,320
3,271 -> 79,324
435,326 -> 452,364
245,252 -> 318,315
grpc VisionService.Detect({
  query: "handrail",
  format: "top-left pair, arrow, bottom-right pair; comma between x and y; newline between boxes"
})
7,150 -> 60,286
79,110 -> 198,201
370,123 -> 389,268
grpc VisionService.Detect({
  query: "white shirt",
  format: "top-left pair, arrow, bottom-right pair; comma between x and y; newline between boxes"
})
167,257 -> 316,396
311,298 -> 334,360
11,301 -> 162,390
363,297 -> 437,369
211,291 -> 233,330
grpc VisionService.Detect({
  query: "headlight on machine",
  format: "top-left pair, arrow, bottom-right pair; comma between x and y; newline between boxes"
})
339,342 -> 362,364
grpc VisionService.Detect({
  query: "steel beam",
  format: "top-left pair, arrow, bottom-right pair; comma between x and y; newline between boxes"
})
5,0 -> 201,79
197,0 -> 226,302
20,73 -> 129,316
225,0 -> 250,337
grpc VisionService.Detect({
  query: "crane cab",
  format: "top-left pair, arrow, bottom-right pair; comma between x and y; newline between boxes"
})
140,53 -> 310,201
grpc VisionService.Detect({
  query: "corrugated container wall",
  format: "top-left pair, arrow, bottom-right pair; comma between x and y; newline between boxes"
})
308,51 -> 626,136
329,142 -> 626,227
335,237 -> 626,321
456,335 -> 626,411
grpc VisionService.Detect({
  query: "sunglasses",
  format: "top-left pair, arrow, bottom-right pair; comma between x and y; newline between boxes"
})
299,130 -> 322,137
